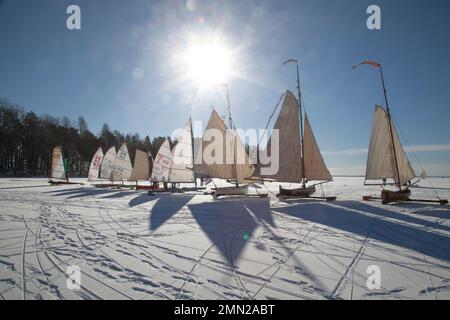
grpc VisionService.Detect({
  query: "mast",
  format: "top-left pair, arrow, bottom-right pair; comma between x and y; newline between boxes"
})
222,84 -> 239,187
283,59 -> 306,188
295,63 -> 306,188
189,117 -> 197,187
353,61 -> 402,190
379,66 -> 402,190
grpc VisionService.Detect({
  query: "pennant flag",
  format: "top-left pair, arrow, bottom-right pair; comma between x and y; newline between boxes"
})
282,58 -> 298,65
353,61 -> 381,69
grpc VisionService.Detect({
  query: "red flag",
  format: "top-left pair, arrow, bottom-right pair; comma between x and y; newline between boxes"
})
353,61 -> 380,69
362,61 -> 380,68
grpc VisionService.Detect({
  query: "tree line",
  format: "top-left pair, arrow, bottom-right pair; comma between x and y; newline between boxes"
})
0,98 -> 173,177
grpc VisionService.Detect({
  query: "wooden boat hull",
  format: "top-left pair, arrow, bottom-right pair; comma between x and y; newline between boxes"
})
136,185 -> 158,191
211,185 -> 267,198
93,183 -> 145,189
278,185 -> 316,198
48,180 -> 83,185
380,188 -> 411,204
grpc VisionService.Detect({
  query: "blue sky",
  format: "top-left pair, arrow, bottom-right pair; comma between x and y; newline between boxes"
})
1,0 -> 450,175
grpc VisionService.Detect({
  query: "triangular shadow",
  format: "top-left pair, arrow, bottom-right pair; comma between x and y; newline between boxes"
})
337,201 -> 450,234
149,195 -> 193,231
188,199 -> 258,264
274,201 -> 450,262
129,193 -> 155,207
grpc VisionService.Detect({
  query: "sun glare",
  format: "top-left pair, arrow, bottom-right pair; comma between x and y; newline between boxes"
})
185,42 -> 231,86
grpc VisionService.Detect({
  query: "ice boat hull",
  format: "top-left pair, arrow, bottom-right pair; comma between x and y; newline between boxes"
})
380,188 -> 411,204
278,185 -> 316,198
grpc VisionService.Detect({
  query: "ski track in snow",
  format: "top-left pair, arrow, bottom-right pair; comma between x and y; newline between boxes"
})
0,177 -> 450,300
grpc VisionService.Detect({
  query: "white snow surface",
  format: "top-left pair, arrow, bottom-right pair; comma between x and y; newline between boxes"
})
0,177 -> 449,300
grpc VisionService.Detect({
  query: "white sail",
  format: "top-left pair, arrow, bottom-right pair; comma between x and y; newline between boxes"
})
100,146 -> 116,179
304,114 -> 332,181
168,119 -> 195,183
51,146 -> 67,181
129,149 -> 150,181
365,106 -> 416,185
87,147 -> 104,181
111,143 -> 133,181
256,90 -> 302,182
151,139 -> 172,182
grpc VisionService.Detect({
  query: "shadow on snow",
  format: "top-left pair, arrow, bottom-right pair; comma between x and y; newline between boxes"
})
273,201 -> 450,262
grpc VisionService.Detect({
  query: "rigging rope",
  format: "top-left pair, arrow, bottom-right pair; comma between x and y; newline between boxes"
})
391,116 -> 441,200
257,92 -> 286,147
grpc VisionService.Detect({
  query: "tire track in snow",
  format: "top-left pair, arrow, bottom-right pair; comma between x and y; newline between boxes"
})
35,205 -> 132,300
21,216 -> 29,300
331,235 -> 369,299
176,242 -> 216,299
229,237 -> 252,299
22,219 -> 100,300
219,218 -> 251,300
251,223 -> 320,299
34,225 -> 63,299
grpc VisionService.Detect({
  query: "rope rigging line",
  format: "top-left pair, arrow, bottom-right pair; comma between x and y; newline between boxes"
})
257,92 -> 286,147
391,116 -> 441,200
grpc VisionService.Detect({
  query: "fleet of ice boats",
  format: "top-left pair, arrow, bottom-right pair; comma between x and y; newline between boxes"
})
48,59 -> 448,205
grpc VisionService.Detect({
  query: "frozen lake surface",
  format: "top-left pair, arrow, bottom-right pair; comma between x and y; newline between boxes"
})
0,177 -> 449,300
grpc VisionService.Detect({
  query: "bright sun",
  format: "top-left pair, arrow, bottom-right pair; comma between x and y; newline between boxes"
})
185,42 -> 231,86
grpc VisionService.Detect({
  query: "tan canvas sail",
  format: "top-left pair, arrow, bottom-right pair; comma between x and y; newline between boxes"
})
233,130 -> 255,183
112,143 -> 133,181
196,110 -> 254,183
168,119 -> 195,183
151,139 -> 172,182
100,146 -> 116,179
257,90 -> 302,183
304,114 -> 332,181
129,149 -> 150,181
365,106 -> 416,185
88,147 -> 104,181
195,110 -> 235,180
51,146 -> 67,180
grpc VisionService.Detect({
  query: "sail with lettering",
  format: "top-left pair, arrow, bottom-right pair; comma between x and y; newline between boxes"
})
365,105 -> 416,185
50,146 -> 67,181
100,146 -> 116,179
129,149 -> 150,181
168,119 -> 195,183
111,143 -> 133,181
151,139 -> 172,182
88,147 -> 104,181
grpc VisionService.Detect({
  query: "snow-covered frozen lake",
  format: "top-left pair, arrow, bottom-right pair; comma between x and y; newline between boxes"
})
0,177 -> 449,300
